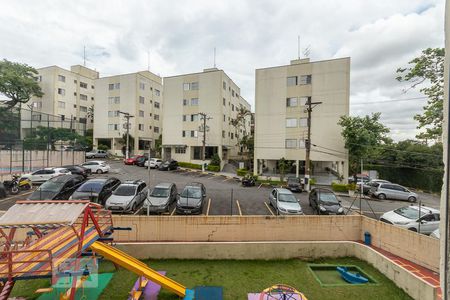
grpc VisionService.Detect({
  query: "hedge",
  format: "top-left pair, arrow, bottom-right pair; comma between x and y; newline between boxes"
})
237,168 -> 248,176
178,162 -> 202,170
331,182 -> 356,193
207,165 -> 220,172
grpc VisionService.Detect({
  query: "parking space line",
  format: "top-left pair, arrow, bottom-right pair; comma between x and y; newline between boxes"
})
0,191 -> 35,203
264,202 -> 275,216
206,198 -> 211,216
236,200 -> 242,216
170,207 -> 176,216
222,178 -> 232,182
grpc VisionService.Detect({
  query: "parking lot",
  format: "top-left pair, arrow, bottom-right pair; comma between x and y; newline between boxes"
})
0,159 -> 441,218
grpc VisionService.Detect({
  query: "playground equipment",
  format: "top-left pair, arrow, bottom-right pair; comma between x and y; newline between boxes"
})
337,266 -> 369,284
0,200 -> 194,300
254,284 -> 308,300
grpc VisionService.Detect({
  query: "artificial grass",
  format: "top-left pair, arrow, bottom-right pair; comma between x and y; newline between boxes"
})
9,257 -> 413,300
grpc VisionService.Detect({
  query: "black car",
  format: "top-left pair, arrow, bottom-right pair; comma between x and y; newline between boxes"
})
135,156 -> 148,167
62,165 -> 91,177
176,182 -> 206,214
70,177 -> 121,205
158,160 -> 178,171
287,176 -> 303,192
28,175 -> 86,200
309,188 -> 344,215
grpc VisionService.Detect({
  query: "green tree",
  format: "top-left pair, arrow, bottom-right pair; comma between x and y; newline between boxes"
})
23,126 -> 85,150
0,59 -> 43,109
396,48 -> 444,141
119,133 -> 135,156
277,157 -> 292,182
154,134 -> 162,156
230,106 -> 251,157
210,153 -> 221,166
338,113 -> 391,174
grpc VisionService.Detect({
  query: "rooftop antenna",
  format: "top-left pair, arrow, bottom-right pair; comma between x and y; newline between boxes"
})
297,36 -> 300,59
213,47 -> 216,68
83,46 -> 86,67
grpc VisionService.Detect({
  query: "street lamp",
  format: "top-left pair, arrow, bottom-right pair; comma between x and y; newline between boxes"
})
118,111 -> 134,159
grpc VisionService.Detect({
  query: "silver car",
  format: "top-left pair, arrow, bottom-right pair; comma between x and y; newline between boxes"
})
105,180 -> 148,213
370,182 -> 418,202
144,182 -> 177,213
269,188 -> 303,215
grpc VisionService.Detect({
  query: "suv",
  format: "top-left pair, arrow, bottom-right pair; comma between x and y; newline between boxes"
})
105,180 -> 148,213
85,150 -> 109,159
286,177 -> 303,193
176,182 -> 206,214
380,205 -> 440,234
370,183 -> 418,202
309,188 -> 344,215
269,188 -> 303,215
144,182 -> 178,213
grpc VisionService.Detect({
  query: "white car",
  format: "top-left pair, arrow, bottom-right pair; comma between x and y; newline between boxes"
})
380,205 -> 440,234
81,161 -> 110,174
144,158 -> 163,169
430,228 -> 440,239
22,168 -> 71,183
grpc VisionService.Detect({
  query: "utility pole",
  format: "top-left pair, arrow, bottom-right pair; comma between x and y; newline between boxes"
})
199,113 -> 212,172
305,97 -> 322,191
119,111 -> 134,159
27,103 -> 35,172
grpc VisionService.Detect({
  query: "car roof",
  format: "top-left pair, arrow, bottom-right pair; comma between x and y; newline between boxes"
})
86,160 -> 104,163
186,182 -> 204,188
85,178 -> 109,183
408,205 -> 439,214
311,187 -> 335,193
49,174 -> 82,182
154,182 -> 173,188
274,188 -> 292,194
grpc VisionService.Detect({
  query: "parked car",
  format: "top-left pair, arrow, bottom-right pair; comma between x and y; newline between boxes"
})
369,182 -> 418,202
144,182 -> 178,213
135,156 -> 149,167
28,175 -> 85,200
286,177 -> 303,193
145,158 -> 163,169
70,177 -> 121,205
348,174 -> 370,184
123,155 -> 144,165
62,165 -> 91,178
81,161 -> 110,174
158,160 -> 178,171
22,167 -> 71,184
268,188 -> 303,215
85,149 -> 109,159
380,205 -> 440,234
309,188 -> 344,215
430,228 -> 440,239
359,179 -> 390,195
105,180 -> 148,213
176,182 -> 206,215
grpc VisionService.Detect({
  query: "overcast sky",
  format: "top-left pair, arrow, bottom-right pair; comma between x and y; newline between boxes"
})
0,0 -> 444,141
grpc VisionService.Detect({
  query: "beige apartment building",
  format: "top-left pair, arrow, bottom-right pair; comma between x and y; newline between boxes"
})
26,65 -> 99,135
93,71 -> 163,156
162,68 -> 251,168
254,57 -> 350,184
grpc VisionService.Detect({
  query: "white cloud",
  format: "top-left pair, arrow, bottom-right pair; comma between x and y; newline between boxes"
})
0,0 -> 445,140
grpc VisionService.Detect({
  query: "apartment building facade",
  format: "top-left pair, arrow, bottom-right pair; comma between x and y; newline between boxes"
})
162,68 -> 251,168
93,71 -> 163,156
254,58 -> 350,183
26,65 -> 99,135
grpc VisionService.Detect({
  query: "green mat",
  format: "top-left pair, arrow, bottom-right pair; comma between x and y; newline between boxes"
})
38,273 -> 113,300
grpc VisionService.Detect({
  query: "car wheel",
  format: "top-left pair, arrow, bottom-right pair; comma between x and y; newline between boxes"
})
132,202 -> 137,212
96,169 -> 103,174
9,186 -> 19,195
377,193 -> 386,200
408,196 -> 417,203
408,227 -> 417,232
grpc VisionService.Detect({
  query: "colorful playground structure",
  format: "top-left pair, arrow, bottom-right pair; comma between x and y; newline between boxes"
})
0,200 -> 194,300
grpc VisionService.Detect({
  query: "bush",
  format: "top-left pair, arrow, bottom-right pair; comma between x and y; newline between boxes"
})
206,165 -> 220,172
237,168 -> 248,176
210,153 -> 221,167
309,178 -> 317,185
178,162 -> 202,170
331,182 -> 349,192
97,144 -> 109,151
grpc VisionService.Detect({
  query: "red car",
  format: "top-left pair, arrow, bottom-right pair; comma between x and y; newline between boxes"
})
123,155 -> 143,165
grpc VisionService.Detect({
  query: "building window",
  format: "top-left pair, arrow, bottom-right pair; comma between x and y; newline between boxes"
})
183,99 -> 188,106
149,125 -> 152,129
190,130 -> 198,138
154,89 -> 160,96
232,90 -> 235,97
108,110 -> 120,117
80,94 -> 88,101
58,101 -> 65,109
231,133 -> 234,139
154,114 -> 159,120
91,97 -> 94,100
223,98 -> 226,106
108,124 -> 118,131
139,82 -> 145,90
183,83 -> 190,91
154,126 -> 160,133
286,97 -> 298,107
138,124 -> 144,131
139,96 -> 145,104
299,118 -> 307,127
285,139 -> 297,149
191,98 -> 198,106
223,81 -> 226,90
287,76 -> 297,86
58,88 -> 65,96
80,82 -> 88,88
182,115 -> 187,122
222,130 -> 225,138
175,147 -> 186,154
115,83 -> 120,89
79,117 -> 87,124
182,130 -> 186,137
36,75 -> 42,82
58,75 -> 66,82
79,106 -> 88,112
33,102 -> 42,109
286,118 -> 298,128
299,75 -> 312,85
74,92 -> 77,96
299,96 -> 310,106
232,104 -> 234,111
139,110 -> 144,117
108,97 -> 120,104
191,114 -> 198,122
108,84 -> 114,90
223,115 -> 226,122
190,82 -> 199,90
299,139 -> 306,148
74,79 -> 77,84
91,85 -> 95,89
154,102 -> 160,109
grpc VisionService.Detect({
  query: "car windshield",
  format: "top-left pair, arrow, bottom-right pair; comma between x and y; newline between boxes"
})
78,182 -> 103,193
151,187 -> 170,197
38,181 -> 64,193
278,193 -> 297,203
318,191 -> 339,204
113,185 -> 137,196
181,187 -> 202,198
394,207 -> 425,220
288,178 -> 300,183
